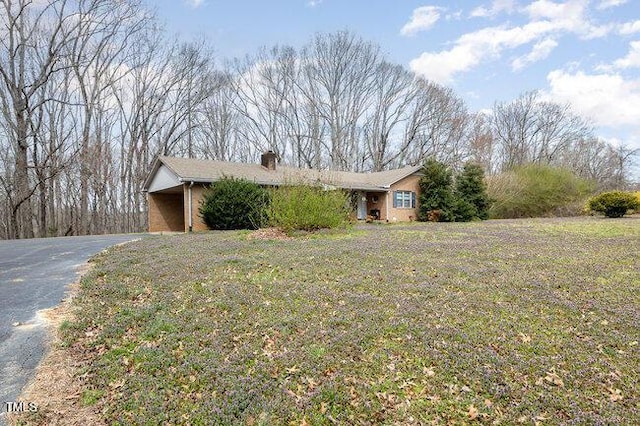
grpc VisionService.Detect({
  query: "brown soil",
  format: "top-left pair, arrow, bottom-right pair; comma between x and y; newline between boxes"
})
6,265 -> 104,426
247,227 -> 292,240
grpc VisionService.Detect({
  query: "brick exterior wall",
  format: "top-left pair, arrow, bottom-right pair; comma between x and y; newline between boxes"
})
149,174 -> 422,232
183,183 -> 209,232
183,183 -> 208,232
148,192 -> 185,232
387,174 -> 421,222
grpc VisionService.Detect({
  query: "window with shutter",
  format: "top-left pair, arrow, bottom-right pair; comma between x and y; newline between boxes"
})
393,190 -> 414,208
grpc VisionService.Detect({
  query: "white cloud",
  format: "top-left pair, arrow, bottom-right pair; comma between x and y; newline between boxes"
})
446,10 -> 463,21
512,38 -> 558,70
545,69 -> 640,128
597,40 -> 640,71
525,0 -> 612,39
307,0 -> 323,7
184,0 -> 205,8
613,41 -> 640,69
409,0 -> 611,83
409,44 -> 481,84
400,6 -> 443,37
410,21 -> 559,83
597,0 -> 627,9
526,0 -> 581,20
619,20 -> 640,35
470,0 -> 516,18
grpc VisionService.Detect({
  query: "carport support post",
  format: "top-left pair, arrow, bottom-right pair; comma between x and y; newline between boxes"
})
188,181 -> 194,232
386,191 -> 390,222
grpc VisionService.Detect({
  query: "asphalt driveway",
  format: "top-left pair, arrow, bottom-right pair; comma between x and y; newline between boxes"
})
0,234 -> 143,423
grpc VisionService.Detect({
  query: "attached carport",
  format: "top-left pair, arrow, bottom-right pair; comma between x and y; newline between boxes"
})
144,162 -> 186,233
147,187 -> 185,232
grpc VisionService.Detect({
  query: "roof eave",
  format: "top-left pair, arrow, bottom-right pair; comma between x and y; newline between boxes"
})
176,177 -> 386,192
141,156 -> 163,191
385,165 -> 423,186
178,177 -> 282,186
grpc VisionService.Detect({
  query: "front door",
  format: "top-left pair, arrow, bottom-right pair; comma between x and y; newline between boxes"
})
356,192 -> 367,220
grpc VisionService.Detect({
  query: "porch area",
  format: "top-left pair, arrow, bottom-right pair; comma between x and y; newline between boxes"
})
354,190 -> 388,221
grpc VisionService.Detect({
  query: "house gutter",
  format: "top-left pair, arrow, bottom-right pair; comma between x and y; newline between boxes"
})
188,181 -> 194,232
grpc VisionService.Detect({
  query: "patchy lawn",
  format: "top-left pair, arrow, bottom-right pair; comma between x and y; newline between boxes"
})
22,218 -> 640,424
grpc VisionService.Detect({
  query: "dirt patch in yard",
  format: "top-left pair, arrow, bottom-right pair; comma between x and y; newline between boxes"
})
247,227 -> 292,240
6,266 -> 104,426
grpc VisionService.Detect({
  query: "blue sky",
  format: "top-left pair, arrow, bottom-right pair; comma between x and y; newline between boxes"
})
154,0 -> 640,157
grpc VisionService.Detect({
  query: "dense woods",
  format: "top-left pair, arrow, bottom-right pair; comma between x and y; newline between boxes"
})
0,0 -> 636,239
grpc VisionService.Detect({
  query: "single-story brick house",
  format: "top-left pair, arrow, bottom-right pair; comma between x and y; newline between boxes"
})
142,152 -> 423,232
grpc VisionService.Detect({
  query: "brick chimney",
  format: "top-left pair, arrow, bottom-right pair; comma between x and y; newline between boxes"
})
261,150 -> 277,171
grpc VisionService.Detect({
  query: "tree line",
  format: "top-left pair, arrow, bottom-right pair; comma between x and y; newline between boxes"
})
0,0 -> 635,239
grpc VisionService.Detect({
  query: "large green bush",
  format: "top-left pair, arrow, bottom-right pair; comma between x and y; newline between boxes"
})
268,185 -> 352,232
418,158 -> 456,222
588,191 -> 639,218
199,177 -> 269,230
488,164 -> 594,219
453,162 -> 491,221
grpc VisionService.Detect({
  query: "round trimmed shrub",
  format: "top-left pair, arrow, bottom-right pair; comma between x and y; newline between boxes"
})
199,177 -> 269,230
588,191 -> 639,218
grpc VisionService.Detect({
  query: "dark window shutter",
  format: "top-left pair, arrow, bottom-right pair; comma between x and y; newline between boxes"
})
411,192 -> 416,208
393,191 -> 398,208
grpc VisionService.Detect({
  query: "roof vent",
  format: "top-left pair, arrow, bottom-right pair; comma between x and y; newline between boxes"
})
261,151 -> 277,171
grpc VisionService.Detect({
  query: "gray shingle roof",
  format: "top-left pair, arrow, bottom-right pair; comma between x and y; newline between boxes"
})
144,156 -> 421,192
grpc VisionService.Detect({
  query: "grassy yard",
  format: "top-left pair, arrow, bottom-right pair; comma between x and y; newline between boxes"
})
52,218 -> 639,424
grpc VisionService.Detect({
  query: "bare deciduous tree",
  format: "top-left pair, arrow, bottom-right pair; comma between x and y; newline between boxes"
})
302,31 -> 380,171
489,91 -> 635,187
0,15 -> 635,240
362,62 -> 416,171
0,0 -> 84,238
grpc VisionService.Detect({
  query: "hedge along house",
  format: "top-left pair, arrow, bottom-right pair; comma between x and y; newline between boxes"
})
142,152 -> 423,233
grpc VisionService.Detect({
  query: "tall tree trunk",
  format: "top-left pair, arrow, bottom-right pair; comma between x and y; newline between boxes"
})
79,109 -> 92,235
14,104 -> 34,239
